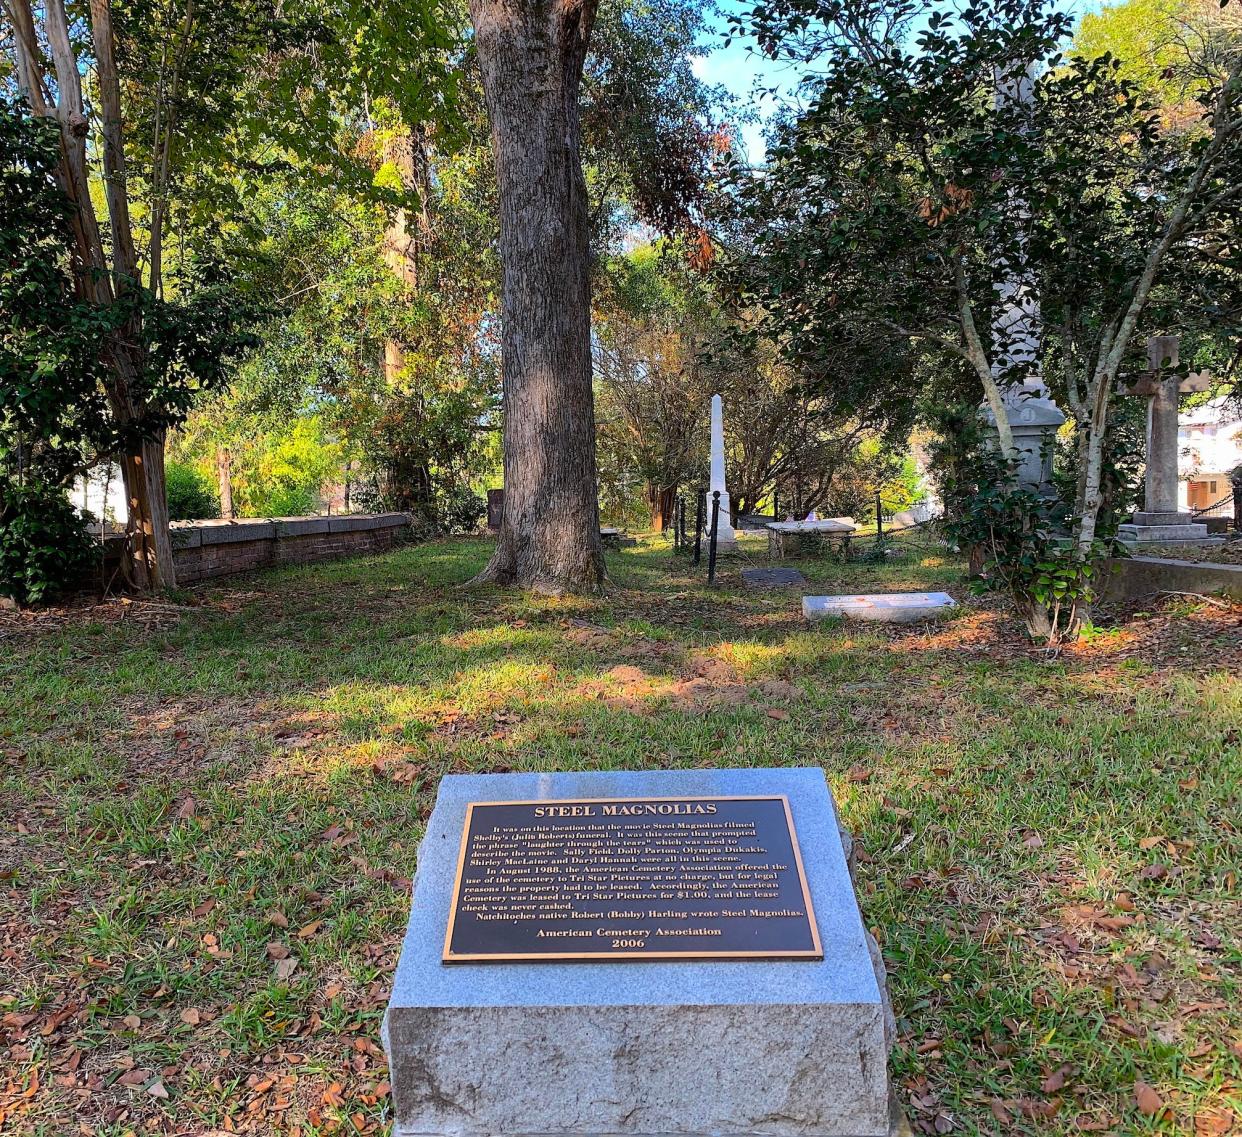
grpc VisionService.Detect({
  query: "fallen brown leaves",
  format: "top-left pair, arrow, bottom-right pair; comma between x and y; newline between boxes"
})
569,649 -> 808,718
1133,1080 -> 1165,1117
3,543 -> 1238,1136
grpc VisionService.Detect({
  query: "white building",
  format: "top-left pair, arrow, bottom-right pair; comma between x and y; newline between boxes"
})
1179,398 -> 1241,512
72,463 -> 127,525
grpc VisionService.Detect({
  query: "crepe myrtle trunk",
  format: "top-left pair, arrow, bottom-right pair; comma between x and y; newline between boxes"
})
8,0 -> 179,591
647,484 -> 675,531
119,429 -> 175,589
469,0 -> 606,594
106,339 -> 176,589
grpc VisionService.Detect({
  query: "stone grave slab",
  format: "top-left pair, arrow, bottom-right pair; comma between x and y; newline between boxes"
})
383,767 -> 896,1137
804,592 -> 957,624
741,566 -> 808,588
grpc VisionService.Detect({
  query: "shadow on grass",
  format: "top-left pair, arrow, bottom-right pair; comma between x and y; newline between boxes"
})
2,535 -> 1239,1135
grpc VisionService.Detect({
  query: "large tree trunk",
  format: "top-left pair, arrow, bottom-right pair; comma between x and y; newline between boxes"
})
469,0 -> 606,594
118,430 -> 175,591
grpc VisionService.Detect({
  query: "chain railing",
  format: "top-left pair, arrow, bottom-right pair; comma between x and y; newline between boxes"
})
669,483 -> 948,579
669,487 -> 725,584
1191,492 -> 1235,521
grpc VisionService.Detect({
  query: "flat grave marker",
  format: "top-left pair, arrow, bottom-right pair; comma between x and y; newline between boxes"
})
383,767 -> 898,1137
804,592 -> 956,624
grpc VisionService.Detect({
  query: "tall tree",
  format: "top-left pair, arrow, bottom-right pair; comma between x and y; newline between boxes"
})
468,0 -> 606,593
594,243 -> 881,526
1072,0 -> 1242,393
3,0 -> 461,589
6,0 -> 176,587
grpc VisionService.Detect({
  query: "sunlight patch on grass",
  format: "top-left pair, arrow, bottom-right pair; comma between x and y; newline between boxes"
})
2,535 -> 1237,1136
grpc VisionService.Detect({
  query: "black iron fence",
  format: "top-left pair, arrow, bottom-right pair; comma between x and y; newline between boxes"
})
670,488 -> 724,584
669,485 -> 947,580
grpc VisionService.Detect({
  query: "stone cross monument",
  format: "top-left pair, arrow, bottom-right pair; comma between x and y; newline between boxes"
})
1117,335 -> 1214,546
708,394 -> 738,550
982,62 -> 1065,489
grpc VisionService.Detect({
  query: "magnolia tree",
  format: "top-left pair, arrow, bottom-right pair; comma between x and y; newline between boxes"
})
721,0 -> 1241,639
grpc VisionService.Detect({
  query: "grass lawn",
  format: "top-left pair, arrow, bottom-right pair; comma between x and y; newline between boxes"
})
1,535 -> 1239,1136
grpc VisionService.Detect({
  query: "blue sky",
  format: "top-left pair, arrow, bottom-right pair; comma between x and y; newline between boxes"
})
693,0 -> 1106,162
691,1 -> 797,162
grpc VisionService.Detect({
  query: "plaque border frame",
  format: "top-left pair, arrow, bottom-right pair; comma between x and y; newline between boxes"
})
441,794 -> 823,963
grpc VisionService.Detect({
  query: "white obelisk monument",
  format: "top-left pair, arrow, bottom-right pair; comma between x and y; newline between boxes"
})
708,394 -> 738,550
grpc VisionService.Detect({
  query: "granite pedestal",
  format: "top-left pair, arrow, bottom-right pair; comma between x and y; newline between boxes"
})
1117,512 -> 1220,547
383,768 -> 896,1137
803,593 -> 956,624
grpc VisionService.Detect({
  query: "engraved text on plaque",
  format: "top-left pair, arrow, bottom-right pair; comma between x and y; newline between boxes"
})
443,796 -> 821,961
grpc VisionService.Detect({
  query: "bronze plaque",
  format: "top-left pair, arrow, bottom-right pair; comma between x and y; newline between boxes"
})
443,795 -> 822,962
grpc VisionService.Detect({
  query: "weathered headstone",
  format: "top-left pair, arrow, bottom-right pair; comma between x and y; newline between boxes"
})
486,488 -> 505,531
1117,336 -> 1218,546
383,767 -> 899,1137
804,592 -> 957,624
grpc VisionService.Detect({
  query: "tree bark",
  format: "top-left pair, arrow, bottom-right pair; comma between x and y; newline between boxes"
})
955,259 -> 1016,458
88,0 -> 176,588
469,0 -> 606,594
89,0 -> 140,286
93,0 -> 177,588
647,484 -> 675,531
119,430 -> 175,591
11,0 -> 178,591
27,0 -> 112,307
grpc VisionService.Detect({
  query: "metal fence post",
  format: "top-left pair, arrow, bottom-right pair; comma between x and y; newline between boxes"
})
708,490 -> 721,585
693,490 -> 704,565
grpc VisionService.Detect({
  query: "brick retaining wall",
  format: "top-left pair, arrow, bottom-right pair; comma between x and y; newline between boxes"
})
93,513 -> 413,589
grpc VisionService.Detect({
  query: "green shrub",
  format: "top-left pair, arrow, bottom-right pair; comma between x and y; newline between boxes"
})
437,484 -> 485,534
0,482 -> 94,605
165,462 -> 220,521
254,484 -> 317,517
938,440 -> 1114,644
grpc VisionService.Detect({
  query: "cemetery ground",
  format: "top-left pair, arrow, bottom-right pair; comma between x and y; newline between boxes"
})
1,537 -> 1239,1137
